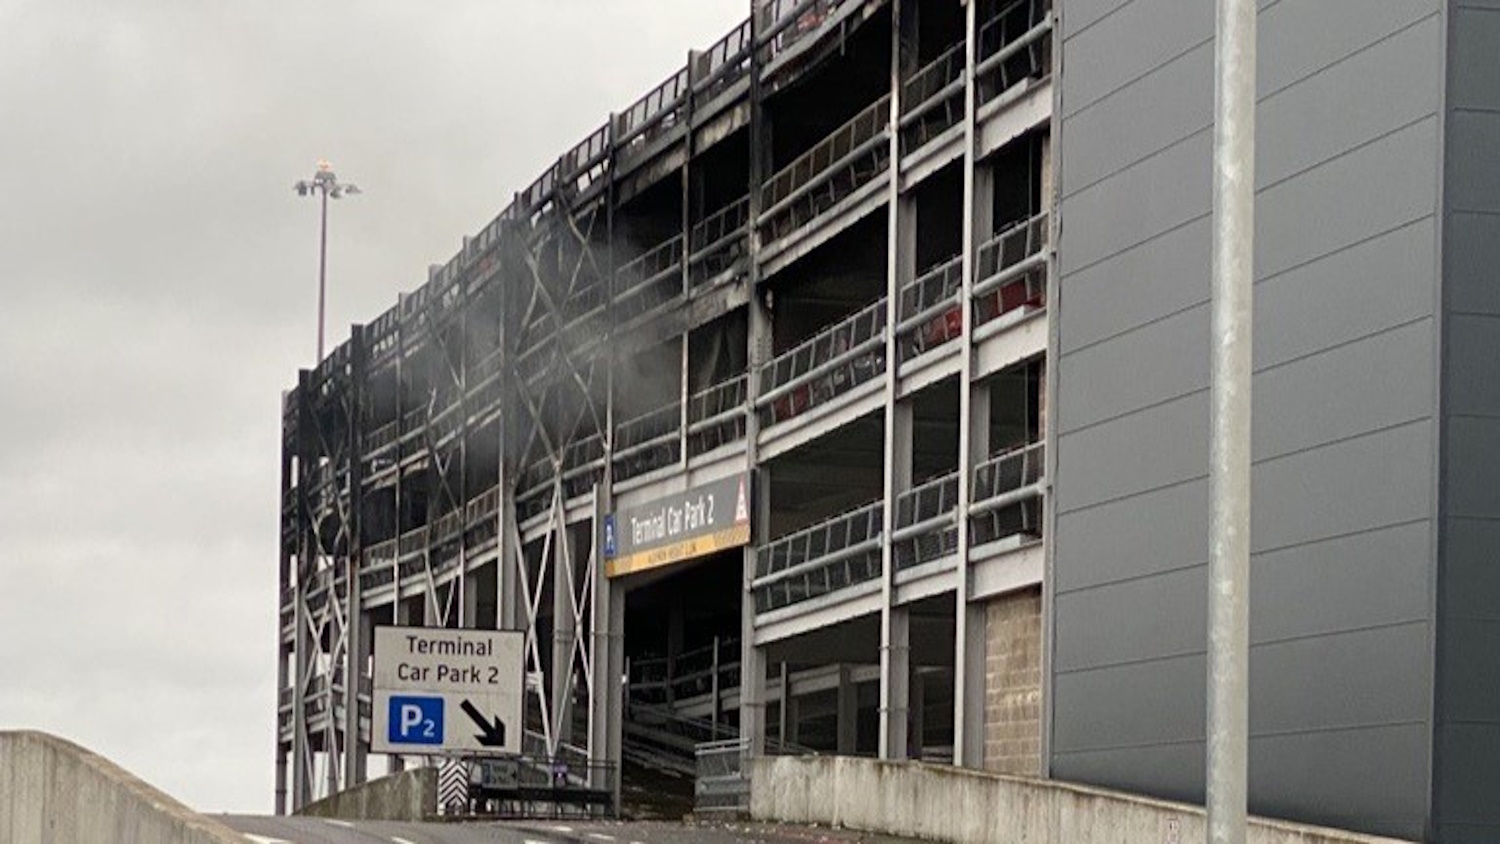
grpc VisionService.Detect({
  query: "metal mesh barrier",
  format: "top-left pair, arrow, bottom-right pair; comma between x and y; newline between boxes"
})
973,212 -> 1048,328
688,376 -> 748,457
613,402 -> 682,482
900,41 -> 966,154
759,95 -> 891,244
694,738 -> 750,814
753,501 -> 883,612
897,255 -> 964,361
893,470 -> 961,570
758,299 -> 887,427
970,441 -> 1045,545
976,0 -> 1053,105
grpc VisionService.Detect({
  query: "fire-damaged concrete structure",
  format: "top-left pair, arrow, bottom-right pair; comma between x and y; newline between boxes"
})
276,1 -> 1500,840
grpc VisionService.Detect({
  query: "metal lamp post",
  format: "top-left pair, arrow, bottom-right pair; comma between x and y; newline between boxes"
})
294,160 -> 361,361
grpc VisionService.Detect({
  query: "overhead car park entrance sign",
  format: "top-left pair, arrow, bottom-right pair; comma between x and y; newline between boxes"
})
371,626 -> 524,755
603,471 -> 752,578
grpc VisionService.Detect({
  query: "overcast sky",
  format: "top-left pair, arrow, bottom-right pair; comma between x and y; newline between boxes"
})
0,0 -> 747,814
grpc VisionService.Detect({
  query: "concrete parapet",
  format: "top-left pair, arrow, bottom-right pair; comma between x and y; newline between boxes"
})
0,730 -> 242,844
296,767 -> 437,822
750,755 -> 1416,844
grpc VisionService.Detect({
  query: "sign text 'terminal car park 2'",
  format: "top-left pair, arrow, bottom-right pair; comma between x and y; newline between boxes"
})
371,627 -> 524,756
603,471 -> 751,578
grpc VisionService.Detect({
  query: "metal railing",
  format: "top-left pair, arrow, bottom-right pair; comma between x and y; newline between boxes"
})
759,0 -> 853,63
689,196 -> 750,285
976,0 -> 1052,105
613,402 -> 682,482
695,738 -> 750,814
617,66 -> 691,154
900,41 -> 966,153
758,298 -> 887,427
613,235 -> 684,325
973,211 -> 1048,328
759,95 -> 891,244
688,375 -> 748,457
893,470 -> 961,570
897,255 -> 964,361
694,18 -> 754,103
753,501 -> 883,612
971,440 -> 1045,545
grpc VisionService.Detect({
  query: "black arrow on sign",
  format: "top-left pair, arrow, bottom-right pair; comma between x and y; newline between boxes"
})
460,699 -> 507,747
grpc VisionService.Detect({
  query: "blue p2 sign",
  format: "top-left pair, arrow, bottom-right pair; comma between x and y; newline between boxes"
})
388,695 -> 443,746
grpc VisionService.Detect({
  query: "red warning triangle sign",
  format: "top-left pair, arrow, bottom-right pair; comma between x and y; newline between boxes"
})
734,477 -> 749,523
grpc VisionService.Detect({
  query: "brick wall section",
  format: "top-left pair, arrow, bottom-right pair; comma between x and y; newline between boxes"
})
983,587 -> 1042,775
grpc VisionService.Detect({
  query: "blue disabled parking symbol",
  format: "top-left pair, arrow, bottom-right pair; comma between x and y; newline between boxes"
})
388,695 -> 443,746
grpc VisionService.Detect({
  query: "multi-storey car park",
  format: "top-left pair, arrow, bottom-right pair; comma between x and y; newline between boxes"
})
277,1 -> 1500,840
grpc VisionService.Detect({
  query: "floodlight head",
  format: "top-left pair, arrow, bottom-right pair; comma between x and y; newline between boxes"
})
295,181 -> 310,197
344,184 -> 362,197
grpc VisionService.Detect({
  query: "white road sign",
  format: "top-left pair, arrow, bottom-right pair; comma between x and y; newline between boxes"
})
371,626 -> 524,756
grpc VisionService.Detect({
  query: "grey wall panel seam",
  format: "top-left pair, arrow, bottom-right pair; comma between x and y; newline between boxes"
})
1055,515 -> 1433,597
1060,209 -> 1210,280
1259,113 -> 1439,194
1058,124 -> 1209,203
1059,36 -> 1210,122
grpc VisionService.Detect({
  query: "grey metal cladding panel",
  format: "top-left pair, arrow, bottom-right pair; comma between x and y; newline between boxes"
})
1059,132 -> 1211,276
1450,6 -> 1500,110
1053,565 -> 1205,673
1055,390 -> 1208,514
1435,724 -> 1500,833
1058,0 -> 1132,43
1446,417 -> 1500,517
1058,304 -> 1208,435
1252,319 -> 1434,462
1053,478 -> 1208,593
1437,618 -> 1500,722
1252,419 -> 1434,551
1249,622 -> 1429,735
1057,215 -> 1211,355
1250,521 -> 1432,643
1256,14 -> 1443,189
1258,0 -> 1439,97
1446,111 -> 1500,213
1447,314 -> 1500,415
1255,218 -> 1436,369
1447,212 -> 1500,316
1060,0 -> 1211,117
1051,652 -> 1205,752
1050,742 -> 1206,806
1059,41 -> 1211,197
1249,724 -> 1432,838
1256,117 -> 1440,280
1441,517 -> 1500,621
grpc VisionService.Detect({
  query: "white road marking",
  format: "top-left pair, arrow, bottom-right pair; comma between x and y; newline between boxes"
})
323,818 -> 355,828
585,834 -> 616,842
524,840 -> 552,844
391,838 -> 419,844
549,826 -> 574,833
243,836 -> 292,844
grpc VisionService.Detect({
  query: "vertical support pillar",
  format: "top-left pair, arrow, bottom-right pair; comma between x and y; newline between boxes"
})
837,665 -> 858,755
878,0 -> 911,764
291,369 -> 314,812
552,524 -> 578,748
909,668 -> 926,759
739,0 -> 770,759
953,0 -> 985,769
781,664 -> 800,746
343,325 -> 368,789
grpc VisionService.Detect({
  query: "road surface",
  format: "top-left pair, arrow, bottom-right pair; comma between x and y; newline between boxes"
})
218,816 -> 923,844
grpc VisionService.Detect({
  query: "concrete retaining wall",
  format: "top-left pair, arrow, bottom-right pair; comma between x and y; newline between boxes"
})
0,730 -> 241,844
296,767 -> 436,822
750,756 -> 1416,844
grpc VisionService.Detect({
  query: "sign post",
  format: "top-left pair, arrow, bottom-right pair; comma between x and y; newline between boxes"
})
371,627 -> 525,756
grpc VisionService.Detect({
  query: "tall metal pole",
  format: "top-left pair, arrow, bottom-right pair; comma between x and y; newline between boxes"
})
1207,1 -> 1255,843
317,187 -> 329,361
